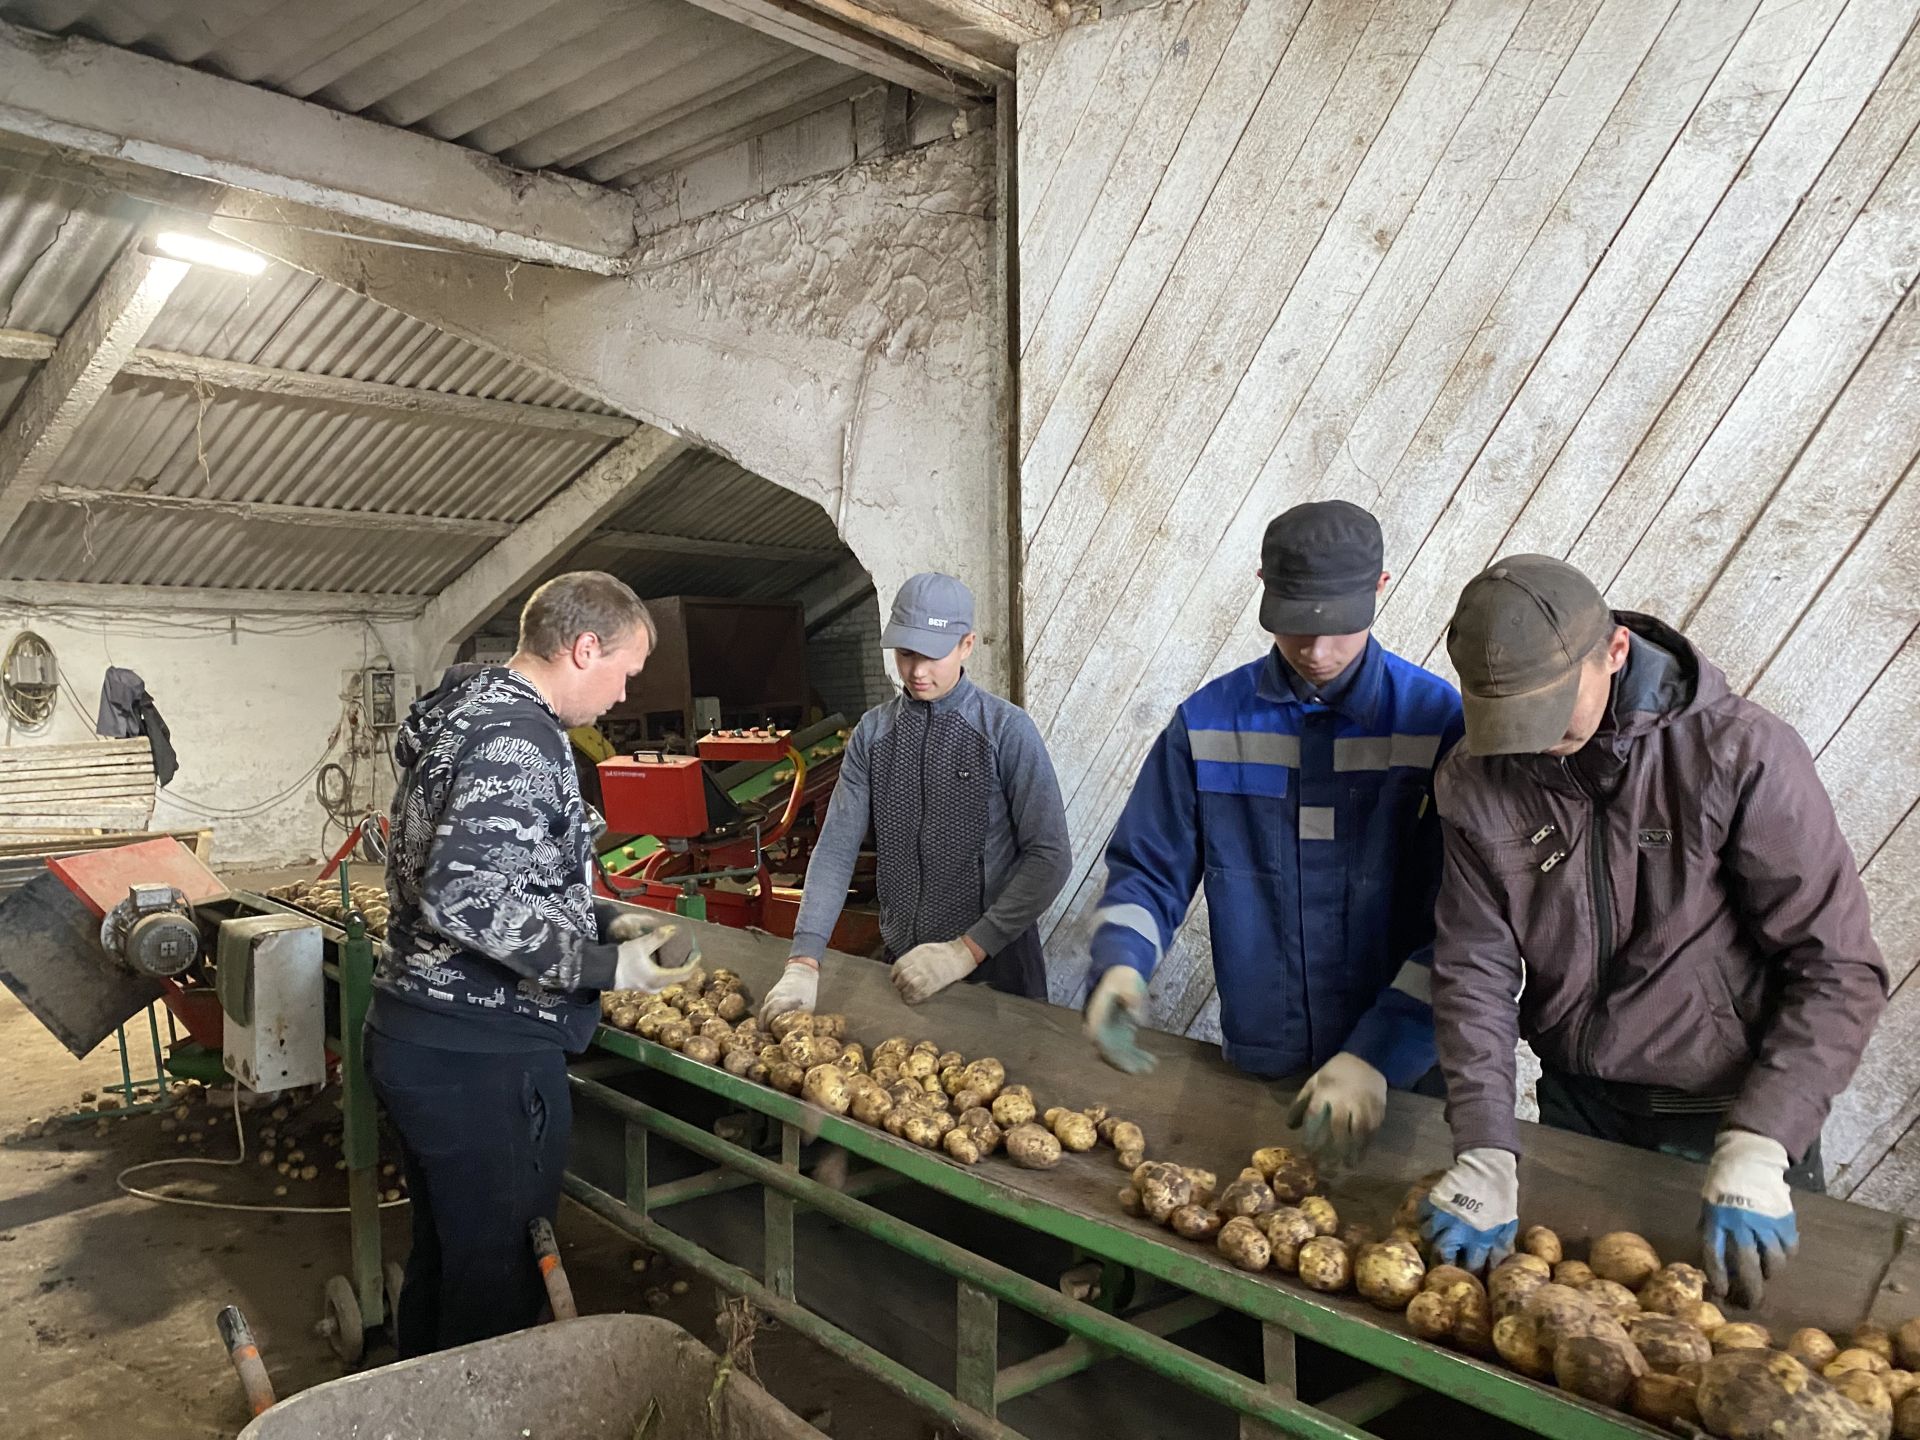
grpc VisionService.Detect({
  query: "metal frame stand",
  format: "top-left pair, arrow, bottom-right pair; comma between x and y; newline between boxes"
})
568,1034 -> 1650,1440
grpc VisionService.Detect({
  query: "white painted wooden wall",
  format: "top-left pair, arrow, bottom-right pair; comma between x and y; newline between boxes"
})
1018,0 -> 1920,1206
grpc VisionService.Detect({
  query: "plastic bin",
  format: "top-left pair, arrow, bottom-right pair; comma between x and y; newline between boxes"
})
238,1313 -> 825,1440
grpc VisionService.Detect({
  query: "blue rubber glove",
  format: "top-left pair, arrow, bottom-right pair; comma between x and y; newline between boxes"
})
1419,1148 -> 1519,1274
1700,1129 -> 1797,1309
1085,967 -> 1156,1074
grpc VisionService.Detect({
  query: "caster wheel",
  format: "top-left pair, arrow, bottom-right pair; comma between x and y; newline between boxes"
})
320,1274 -> 364,1364
384,1262 -> 405,1328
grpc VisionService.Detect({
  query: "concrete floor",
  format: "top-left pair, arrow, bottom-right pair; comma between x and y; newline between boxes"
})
0,974 -> 926,1439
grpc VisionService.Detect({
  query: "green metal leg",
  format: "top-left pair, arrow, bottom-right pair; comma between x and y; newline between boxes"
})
956,1282 -> 999,1417
1320,1375 -> 1418,1425
570,1080 -> 1371,1440
625,1120 -> 649,1217
1241,1323 -> 1299,1440
993,1295 -> 1220,1406
764,1122 -> 798,1299
336,892 -> 384,1333
566,1175 -> 1020,1440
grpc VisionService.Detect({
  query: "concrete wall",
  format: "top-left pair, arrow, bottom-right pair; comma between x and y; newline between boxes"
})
216,129 -> 1011,693
1018,0 -> 1920,1192
806,591 -> 894,724
0,605 -> 412,866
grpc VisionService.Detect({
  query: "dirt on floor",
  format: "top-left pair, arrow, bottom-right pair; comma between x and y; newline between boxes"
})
0,985 -> 937,1440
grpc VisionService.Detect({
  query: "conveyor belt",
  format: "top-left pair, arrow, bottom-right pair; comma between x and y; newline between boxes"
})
638,917 -> 1902,1341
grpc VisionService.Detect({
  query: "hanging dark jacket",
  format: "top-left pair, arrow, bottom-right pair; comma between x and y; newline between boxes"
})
95,666 -> 178,786
1431,613 -> 1887,1163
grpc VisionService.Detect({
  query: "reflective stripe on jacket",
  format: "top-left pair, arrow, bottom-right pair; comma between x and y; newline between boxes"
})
1089,641 -> 1464,1081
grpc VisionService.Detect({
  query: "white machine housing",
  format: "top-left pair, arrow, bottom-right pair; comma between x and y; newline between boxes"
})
218,914 -> 326,1092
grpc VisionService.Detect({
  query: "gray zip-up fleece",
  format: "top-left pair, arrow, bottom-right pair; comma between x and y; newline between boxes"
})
790,675 -> 1071,963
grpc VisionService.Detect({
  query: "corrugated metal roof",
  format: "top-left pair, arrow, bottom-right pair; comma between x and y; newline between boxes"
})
0,145 -> 857,605
0,0 -> 870,185
43,380 -> 612,520
143,267 -> 623,411
0,498 -> 489,594
0,145 -> 147,334
600,450 -> 845,551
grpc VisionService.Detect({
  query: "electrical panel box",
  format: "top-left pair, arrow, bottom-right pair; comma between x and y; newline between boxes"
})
218,915 -> 325,1093
361,668 -> 411,731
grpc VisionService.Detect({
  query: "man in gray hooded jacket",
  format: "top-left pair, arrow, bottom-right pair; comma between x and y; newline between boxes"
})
761,573 -> 1072,1019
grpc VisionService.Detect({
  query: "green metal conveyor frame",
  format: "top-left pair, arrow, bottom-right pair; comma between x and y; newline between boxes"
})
570,1026 -> 1658,1440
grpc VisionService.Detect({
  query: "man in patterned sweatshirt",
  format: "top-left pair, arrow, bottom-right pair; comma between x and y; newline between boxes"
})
760,573 -> 1072,1019
367,572 -> 695,1356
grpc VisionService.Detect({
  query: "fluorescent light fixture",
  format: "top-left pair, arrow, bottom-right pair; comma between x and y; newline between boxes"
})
145,231 -> 269,276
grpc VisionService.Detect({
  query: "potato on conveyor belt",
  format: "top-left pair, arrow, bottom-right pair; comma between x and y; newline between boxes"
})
1579,1278 -> 1640,1321
1792,1329 -> 1845,1368
1139,1167 -> 1193,1223
1519,1225 -> 1562,1265
1629,1371 -> 1702,1428
1588,1232 -> 1661,1290
1250,1145 -> 1319,1204
1258,1208 -> 1316,1274
1699,1348 -> 1890,1440
1296,1235 -> 1352,1294
1354,1241 -> 1424,1311
1214,1176 -> 1276,1219
1004,1122 -> 1060,1169
1626,1313 -> 1713,1375
1216,1216 -> 1270,1273
1713,1323 -> 1773,1354
1389,1170 -> 1445,1231
1493,1314 -> 1555,1381
1832,1371 -> 1895,1426
1297,1195 -> 1338,1237
1637,1261 -> 1707,1317
1554,1334 -> 1640,1408
1169,1204 -> 1222,1241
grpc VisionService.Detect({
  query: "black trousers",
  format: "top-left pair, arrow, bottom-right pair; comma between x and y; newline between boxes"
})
365,1028 -> 572,1357
1535,1070 -> 1825,1193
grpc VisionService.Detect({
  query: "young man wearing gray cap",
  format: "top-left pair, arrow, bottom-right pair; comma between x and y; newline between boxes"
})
760,572 -> 1071,1017
1082,501 -> 1464,1166
1418,554 -> 1887,1308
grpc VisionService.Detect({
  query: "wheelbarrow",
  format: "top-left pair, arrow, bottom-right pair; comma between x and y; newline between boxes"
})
231,1311 -> 826,1440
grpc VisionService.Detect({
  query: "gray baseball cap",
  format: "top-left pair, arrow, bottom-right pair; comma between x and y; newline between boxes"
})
1447,554 -> 1616,756
882,572 -> 974,659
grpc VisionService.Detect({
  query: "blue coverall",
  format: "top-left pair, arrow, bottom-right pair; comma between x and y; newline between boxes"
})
1087,641 -> 1464,1083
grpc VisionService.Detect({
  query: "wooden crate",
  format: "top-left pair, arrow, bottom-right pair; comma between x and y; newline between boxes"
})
0,738 -> 157,833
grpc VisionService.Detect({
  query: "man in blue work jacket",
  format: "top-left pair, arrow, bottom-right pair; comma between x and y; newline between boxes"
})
1082,501 -> 1465,1163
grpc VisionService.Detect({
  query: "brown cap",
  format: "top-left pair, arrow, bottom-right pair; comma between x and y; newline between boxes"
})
1446,555 -> 1615,756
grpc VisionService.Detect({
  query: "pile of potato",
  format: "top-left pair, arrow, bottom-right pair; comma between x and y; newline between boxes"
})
1115,1157 -> 1920,1438
265,878 -> 391,936
601,992 -> 1152,1178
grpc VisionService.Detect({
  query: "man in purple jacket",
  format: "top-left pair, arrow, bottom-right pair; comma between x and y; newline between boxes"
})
1418,555 -> 1886,1308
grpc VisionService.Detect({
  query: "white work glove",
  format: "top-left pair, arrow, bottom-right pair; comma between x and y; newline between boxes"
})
759,958 -> 820,1024
1285,1052 -> 1387,1167
1700,1130 -> 1797,1310
606,910 -> 700,993
1085,967 -> 1155,1074
1419,1148 -> 1520,1274
892,938 -> 980,1004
